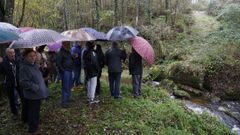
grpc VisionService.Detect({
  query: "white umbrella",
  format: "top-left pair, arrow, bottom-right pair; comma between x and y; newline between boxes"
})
10,29 -> 74,48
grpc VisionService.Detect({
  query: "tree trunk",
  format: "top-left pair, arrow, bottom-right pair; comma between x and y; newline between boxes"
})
114,0 -> 118,26
145,0 -> 151,25
165,0 -> 169,23
17,0 -> 26,27
95,0 -> 100,29
0,0 -> 5,21
63,0 -> 68,30
135,0 -> 140,27
121,0 -> 125,24
5,0 -> 15,23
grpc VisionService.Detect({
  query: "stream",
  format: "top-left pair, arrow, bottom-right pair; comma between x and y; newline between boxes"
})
171,95 -> 240,134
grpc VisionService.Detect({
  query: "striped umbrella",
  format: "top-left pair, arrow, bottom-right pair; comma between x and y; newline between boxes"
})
0,22 -> 21,34
0,29 -> 20,43
9,29 -> 74,48
61,29 -> 96,41
81,27 -> 107,41
107,25 -> 139,41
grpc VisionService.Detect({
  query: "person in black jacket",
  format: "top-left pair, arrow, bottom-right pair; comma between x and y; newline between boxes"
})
94,44 -> 104,96
83,42 -> 100,103
0,48 -> 21,120
129,48 -> 143,98
56,41 -> 74,108
105,42 -> 127,99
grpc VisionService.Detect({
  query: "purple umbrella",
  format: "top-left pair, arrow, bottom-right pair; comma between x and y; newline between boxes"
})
81,27 -> 107,41
47,42 -> 62,52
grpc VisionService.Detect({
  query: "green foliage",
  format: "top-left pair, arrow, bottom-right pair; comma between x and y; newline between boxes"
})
217,4 -> 240,28
0,78 -> 233,134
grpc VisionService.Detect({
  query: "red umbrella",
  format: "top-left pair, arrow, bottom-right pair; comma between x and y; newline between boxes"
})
129,36 -> 155,65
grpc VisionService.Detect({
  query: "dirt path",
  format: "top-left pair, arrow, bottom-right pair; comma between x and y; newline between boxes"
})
191,10 -> 219,37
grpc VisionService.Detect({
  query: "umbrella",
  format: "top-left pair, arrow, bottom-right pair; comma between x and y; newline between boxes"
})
81,27 -> 107,41
107,25 -> 139,41
47,42 -> 61,52
129,36 -> 155,65
19,27 -> 34,33
9,29 -> 74,48
0,29 -> 20,43
61,29 -> 96,41
0,22 -> 21,34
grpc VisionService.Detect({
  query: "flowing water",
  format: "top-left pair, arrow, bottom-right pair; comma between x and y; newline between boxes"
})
180,96 -> 240,134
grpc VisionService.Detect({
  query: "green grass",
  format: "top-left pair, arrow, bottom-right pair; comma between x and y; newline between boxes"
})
0,75 -> 233,135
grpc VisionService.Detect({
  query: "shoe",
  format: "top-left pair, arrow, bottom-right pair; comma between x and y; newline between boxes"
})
93,99 -> 100,103
61,103 -> 69,108
89,99 -> 95,104
114,96 -> 122,99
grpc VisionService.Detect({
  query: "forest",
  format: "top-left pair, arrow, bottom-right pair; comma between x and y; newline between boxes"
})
1,0 -> 240,134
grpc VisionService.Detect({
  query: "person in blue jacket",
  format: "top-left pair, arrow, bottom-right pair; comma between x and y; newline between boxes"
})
71,41 -> 82,87
56,41 -> 73,108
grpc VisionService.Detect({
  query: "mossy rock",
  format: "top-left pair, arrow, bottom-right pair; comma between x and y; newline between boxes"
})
168,62 -> 205,90
149,65 -> 168,81
159,79 -> 177,92
204,62 -> 240,100
173,89 -> 191,99
177,84 -> 203,97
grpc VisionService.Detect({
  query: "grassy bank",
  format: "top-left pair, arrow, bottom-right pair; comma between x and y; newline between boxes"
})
0,75 -> 232,135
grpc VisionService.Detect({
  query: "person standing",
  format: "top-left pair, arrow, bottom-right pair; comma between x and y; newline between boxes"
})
129,48 -> 143,98
0,48 -> 21,120
83,42 -> 99,103
94,44 -> 104,96
56,41 -> 74,108
105,42 -> 126,99
71,42 -> 82,87
19,49 -> 49,133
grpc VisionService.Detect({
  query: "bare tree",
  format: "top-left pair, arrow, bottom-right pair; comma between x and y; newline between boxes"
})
17,0 -> 26,27
135,0 -> 140,27
63,0 -> 68,30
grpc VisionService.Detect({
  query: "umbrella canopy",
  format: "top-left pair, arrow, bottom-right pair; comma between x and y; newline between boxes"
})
107,25 -> 139,41
19,27 -> 34,33
47,42 -> 61,52
0,22 -> 21,34
0,29 -> 20,43
129,36 -> 155,65
61,29 -> 96,41
81,27 -> 107,41
9,29 -> 74,48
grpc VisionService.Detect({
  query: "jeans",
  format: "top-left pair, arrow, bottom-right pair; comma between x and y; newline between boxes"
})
108,72 -> 121,97
87,76 -> 97,100
61,70 -> 72,104
72,65 -> 81,86
132,75 -> 142,96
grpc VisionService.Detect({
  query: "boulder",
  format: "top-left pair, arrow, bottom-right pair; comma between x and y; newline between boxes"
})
204,62 -> 240,100
173,89 -> 191,99
168,62 -> 205,90
178,84 -> 203,97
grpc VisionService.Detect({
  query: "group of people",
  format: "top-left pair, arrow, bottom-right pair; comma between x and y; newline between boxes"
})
0,41 -> 143,134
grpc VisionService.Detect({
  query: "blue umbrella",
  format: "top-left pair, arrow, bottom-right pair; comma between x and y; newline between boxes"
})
0,29 -> 20,43
106,25 -> 139,41
81,27 -> 107,41
0,22 -> 21,34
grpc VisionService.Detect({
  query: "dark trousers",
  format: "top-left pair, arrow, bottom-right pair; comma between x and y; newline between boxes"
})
108,72 -> 121,97
132,75 -> 142,96
61,70 -> 72,104
95,70 -> 102,95
25,99 -> 41,133
6,86 -> 20,115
